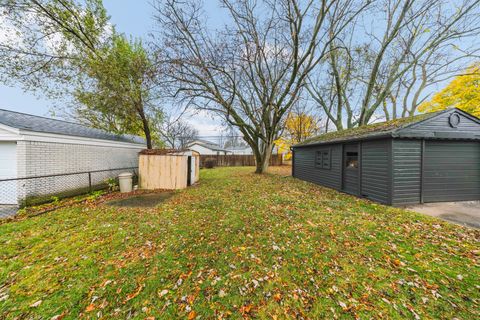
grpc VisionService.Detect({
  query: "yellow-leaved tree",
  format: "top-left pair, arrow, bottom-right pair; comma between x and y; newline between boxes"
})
419,63 -> 480,117
275,113 -> 320,160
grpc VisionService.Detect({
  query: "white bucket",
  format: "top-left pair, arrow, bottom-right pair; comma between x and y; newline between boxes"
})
118,172 -> 133,193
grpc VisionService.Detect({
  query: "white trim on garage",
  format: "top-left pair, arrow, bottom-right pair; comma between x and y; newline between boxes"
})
0,124 -> 21,141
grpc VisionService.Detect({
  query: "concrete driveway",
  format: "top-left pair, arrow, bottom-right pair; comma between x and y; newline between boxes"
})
407,201 -> 480,229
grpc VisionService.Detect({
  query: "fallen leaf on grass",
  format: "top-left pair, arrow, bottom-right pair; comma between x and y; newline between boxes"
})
186,294 -> 196,305
273,293 -> 282,302
50,312 -> 66,320
158,289 -> 169,297
306,220 -> 317,227
124,283 -> 144,303
30,300 -> 42,308
187,310 -> 197,319
85,304 -> 96,312
240,304 -> 253,315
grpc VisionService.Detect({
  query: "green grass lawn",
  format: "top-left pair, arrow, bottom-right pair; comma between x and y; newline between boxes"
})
0,167 -> 479,319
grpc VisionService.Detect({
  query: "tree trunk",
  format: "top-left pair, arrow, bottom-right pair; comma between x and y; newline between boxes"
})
143,124 -> 153,149
136,103 -> 153,149
254,142 -> 273,174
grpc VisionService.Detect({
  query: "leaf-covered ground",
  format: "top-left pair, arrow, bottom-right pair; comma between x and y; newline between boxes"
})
0,167 -> 479,319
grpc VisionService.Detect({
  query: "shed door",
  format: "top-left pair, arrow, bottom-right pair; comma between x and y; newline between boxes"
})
342,143 -> 359,195
0,142 -> 17,204
187,156 -> 192,186
424,141 -> 480,202
190,156 -> 196,185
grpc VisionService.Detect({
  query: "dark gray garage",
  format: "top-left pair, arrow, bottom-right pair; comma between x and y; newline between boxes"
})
292,108 -> 480,205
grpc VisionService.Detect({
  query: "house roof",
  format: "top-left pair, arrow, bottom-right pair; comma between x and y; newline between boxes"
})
294,108 -> 480,148
189,139 -> 231,152
0,109 -> 145,144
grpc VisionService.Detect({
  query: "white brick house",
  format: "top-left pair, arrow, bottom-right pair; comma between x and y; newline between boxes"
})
0,109 -> 145,213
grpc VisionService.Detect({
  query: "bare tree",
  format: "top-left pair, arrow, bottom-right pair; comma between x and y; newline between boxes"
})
156,115 -> 199,149
307,0 -> 480,130
153,0 -> 369,173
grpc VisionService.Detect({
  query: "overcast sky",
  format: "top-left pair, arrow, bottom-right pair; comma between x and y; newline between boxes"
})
0,0 -> 226,136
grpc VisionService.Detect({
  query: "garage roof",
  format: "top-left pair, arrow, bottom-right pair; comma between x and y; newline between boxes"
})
294,108 -> 480,147
0,109 -> 145,144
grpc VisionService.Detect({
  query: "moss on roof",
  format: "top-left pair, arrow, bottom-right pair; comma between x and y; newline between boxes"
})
296,111 -> 442,147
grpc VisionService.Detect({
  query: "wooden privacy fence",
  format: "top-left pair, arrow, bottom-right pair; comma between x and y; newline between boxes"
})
199,154 -> 283,167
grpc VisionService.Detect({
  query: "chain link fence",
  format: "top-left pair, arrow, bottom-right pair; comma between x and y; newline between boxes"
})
0,167 -> 138,218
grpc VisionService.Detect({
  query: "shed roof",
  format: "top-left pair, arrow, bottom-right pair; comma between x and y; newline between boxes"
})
0,109 -> 145,144
294,108 -> 480,147
139,149 -> 188,155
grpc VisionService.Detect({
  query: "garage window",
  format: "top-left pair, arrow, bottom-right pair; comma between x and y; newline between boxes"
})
316,149 -> 331,169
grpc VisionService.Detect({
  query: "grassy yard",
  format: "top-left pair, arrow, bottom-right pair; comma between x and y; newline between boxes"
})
0,167 -> 478,319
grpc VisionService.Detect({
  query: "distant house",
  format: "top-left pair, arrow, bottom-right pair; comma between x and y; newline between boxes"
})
0,109 -> 145,212
187,139 -> 232,155
292,108 -> 480,205
226,146 -> 253,155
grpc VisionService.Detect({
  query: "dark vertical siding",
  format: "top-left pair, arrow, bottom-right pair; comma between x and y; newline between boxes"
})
361,139 -> 390,204
392,139 -> 422,205
423,141 -> 480,202
293,144 -> 342,190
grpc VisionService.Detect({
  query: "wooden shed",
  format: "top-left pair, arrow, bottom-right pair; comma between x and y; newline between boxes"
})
139,149 -> 200,190
292,108 -> 480,206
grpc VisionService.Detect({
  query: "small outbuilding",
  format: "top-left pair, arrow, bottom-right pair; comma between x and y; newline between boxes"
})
139,149 -> 200,190
292,108 -> 480,206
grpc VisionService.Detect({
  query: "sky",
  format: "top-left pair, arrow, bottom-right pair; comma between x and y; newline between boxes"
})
0,1 -> 473,136
0,0 -> 226,136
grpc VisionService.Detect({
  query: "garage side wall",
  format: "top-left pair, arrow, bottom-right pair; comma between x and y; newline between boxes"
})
17,141 -> 141,177
15,141 -> 142,205
293,144 -> 342,190
392,139 -> 422,205
360,139 -> 391,204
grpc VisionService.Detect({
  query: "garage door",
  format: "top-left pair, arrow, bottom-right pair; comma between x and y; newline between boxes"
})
424,141 -> 480,202
0,142 -> 17,204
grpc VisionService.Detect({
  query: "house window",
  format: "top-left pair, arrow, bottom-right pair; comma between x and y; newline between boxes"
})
315,149 -> 331,169
345,152 -> 358,168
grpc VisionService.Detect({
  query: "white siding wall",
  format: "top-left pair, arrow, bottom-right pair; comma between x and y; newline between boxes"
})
189,144 -> 227,155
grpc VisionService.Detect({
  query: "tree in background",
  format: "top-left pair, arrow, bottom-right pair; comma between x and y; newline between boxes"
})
0,0 -> 162,148
275,112 -> 320,159
156,117 -> 199,150
307,0 -> 480,130
0,0 -> 108,95
418,63 -> 480,118
74,35 -> 160,148
154,0 -> 369,173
